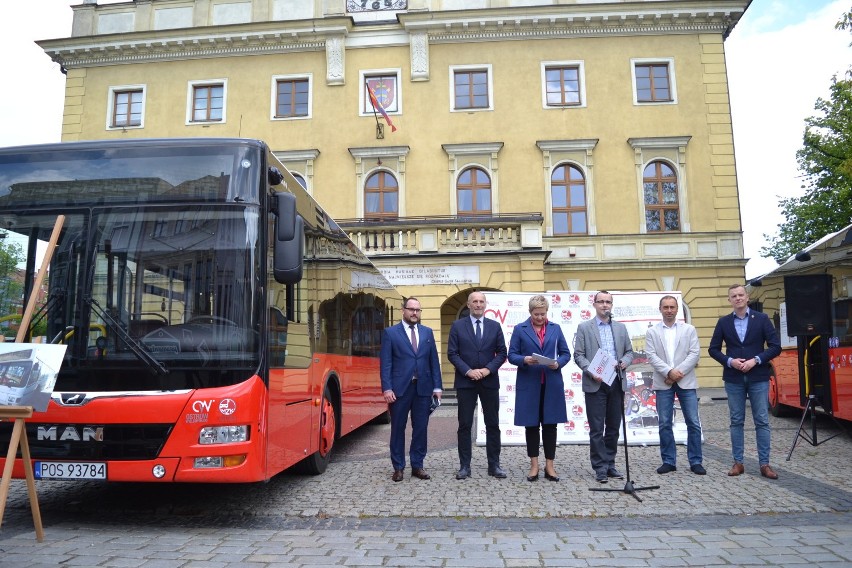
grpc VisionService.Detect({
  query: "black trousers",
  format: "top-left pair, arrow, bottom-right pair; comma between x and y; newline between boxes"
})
525,384 -> 556,459
457,383 -> 501,468
585,377 -> 623,474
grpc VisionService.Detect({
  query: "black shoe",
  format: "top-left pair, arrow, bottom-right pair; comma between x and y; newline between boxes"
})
544,471 -> 560,482
526,468 -> 539,482
607,468 -> 624,479
488,465 -> 507,479
690,464 -> 707,475
456,466 -> 471,480
657,463 -> 677,474
595,472 -> 608,483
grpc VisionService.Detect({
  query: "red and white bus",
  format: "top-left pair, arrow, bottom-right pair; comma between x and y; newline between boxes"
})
748,223 -> 852,421
0,138 -> 399,482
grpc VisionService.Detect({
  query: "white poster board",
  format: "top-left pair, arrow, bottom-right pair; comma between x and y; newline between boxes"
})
477,291 -> 697,446
0,343 -> 67,413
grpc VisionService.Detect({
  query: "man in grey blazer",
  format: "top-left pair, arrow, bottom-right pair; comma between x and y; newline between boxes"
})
646,295 -> 704,475
574,291 -> 635,483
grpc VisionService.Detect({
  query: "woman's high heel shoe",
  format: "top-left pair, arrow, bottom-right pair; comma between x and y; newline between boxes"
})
544,471 -> 560,482
526,470 -> 540,482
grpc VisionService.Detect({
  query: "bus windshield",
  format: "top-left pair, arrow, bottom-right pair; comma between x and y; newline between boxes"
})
0,141 -> 265,392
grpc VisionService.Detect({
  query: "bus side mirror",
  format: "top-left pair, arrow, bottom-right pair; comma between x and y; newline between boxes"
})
272,192 -> 296,242
268,167 -> 284,186
274,215 -> 304,284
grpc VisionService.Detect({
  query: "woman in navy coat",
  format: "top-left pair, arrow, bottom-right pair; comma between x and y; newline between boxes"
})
508,295 -> 571,482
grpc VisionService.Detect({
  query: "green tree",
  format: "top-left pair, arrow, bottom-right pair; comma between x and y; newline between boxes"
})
761,11 -> 852,263
0,234 -> 24,320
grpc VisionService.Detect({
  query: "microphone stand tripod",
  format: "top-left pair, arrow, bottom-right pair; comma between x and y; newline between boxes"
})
590,314 -> 659,502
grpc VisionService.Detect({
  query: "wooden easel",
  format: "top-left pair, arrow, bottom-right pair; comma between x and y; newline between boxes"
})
0,406 -> 43,541
0,215 -> 64,542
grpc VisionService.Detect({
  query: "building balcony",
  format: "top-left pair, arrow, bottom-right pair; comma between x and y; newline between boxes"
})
335,213 -> 544,256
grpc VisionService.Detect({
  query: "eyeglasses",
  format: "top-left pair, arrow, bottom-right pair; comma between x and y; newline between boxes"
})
595,300 -> 613,305
404,307 -> 422,312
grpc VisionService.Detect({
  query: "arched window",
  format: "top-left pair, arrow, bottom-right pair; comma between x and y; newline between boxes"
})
292,173 -> 307,189
643,160 -> 680,232
551,164 -> 587,235
457,166 -> 491,215
364,171 -> 398,219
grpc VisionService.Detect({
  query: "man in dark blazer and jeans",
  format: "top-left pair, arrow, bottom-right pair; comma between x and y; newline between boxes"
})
447,291 -> 508,479
709,284 -> 782,479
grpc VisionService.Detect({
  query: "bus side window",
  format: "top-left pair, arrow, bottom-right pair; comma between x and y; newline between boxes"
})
836,299 -> 851,347
269,306 -> 287,367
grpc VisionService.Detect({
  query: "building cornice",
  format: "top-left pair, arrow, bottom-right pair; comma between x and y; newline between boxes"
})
38,18 -> 354,69
399,2 -> 748,42
38,2 -> 748,69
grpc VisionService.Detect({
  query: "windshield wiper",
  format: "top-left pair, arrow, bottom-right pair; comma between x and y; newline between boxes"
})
85,297 -> 169,376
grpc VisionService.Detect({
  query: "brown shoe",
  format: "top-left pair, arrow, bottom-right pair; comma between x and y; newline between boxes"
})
392,469 -> 404,482
728,462 -> 744,476
411,467 -> 431,480
760,464 -> 779,480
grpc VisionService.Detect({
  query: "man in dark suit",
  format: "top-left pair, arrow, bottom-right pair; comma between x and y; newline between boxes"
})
709,284 -> 782,479
380,297 -> 442,482
573,291 -> 635,484
447,291 -> 508,480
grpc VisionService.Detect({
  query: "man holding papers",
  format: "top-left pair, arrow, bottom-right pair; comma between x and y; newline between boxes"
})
574,291 -> 635,484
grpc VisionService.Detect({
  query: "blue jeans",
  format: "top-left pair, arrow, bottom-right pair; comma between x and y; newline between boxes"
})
725,378 -> 771,465
656,384 -> 702,467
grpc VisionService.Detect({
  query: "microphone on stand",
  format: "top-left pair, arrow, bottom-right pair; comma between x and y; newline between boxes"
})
604,310 -> 612,322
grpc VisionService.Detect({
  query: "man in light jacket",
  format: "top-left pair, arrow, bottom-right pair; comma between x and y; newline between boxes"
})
646,295 -> 704,475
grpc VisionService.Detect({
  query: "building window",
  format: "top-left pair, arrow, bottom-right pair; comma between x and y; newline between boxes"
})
451,65 -> 493,111
362,73 -> 400,115
542,64 -> 584,107
188,81 -> 226,123
107,85 -> 145,130
292,173 -> 307,189
457,167 -> 491,215
112,89 -> 143,127
274,77 -> 310,118
643,160 -> 680,232
364,171 -> 399,219
632,59 -> 676,104
551,164 -> 587,235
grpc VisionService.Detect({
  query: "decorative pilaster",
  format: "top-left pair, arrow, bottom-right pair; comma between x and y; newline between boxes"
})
326,36 -> 345,85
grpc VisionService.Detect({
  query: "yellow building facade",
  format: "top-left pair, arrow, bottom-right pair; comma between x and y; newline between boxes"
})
39,0 -> 752,387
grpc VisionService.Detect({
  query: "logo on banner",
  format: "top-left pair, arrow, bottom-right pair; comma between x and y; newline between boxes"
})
565,420 -> 576,432
584,420 -> 590,432
571,372 -> 582,384
506,384 -> 515,392
580,309 -> 592,320
572,404 -> 584,417
569,293 -> 581,305
561,309 -> 572,322
564,388 -> 575,402
550,293 -> 561,307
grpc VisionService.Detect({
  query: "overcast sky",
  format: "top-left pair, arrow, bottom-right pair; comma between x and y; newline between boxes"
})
0,0 -> 850,279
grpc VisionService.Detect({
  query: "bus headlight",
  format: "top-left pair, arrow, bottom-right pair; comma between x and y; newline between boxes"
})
199,425 -> 249,445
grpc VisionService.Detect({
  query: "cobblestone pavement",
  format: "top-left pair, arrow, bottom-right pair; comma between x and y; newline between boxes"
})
0,395 -> 850,567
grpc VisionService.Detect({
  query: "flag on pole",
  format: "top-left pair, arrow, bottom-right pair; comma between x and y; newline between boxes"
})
367,84 -> 397,132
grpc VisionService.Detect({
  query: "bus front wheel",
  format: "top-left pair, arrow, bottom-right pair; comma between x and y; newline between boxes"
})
300,383 -> 338,475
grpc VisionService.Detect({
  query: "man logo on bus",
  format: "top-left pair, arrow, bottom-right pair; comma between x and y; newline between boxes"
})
219,398 -> 237,416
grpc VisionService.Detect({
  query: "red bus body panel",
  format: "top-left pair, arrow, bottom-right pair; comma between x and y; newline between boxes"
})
3,354 -> 386,482
772,346 -> 852,422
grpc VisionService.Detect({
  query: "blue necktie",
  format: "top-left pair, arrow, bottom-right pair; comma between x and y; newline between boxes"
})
475,319 -> 482,341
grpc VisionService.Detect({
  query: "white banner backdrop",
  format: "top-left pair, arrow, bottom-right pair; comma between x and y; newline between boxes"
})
476,291 -> 698,446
